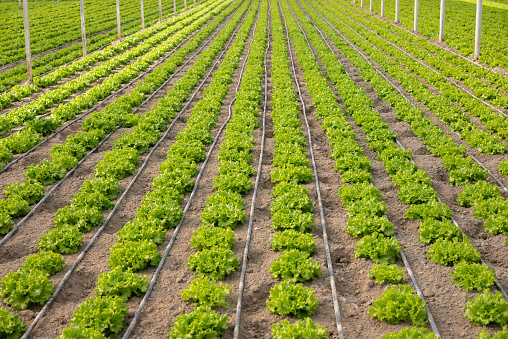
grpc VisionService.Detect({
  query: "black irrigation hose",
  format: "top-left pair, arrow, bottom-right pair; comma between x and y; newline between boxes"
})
279,2 -> 344,337
122,2 -> 255,336
233,4 -> 269,338
0,1 -> 236,177
331,8 -> 508,118
307,0 -> 508,205
292,1 -> 441,335
0,4 -> 241,249
20,4 -> 247,337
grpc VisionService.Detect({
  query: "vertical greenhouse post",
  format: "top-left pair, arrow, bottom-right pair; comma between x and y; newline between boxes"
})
159,0 -> 162,22
22,0 -> 32,81
395,0 -> 400,22
381,0 -> 385,16
80,0 -> 86,57
361,0 -> 364,8
370,0 -> 373,11
116,0 -> 121,39
474,0 -> 482,60
141,0 -> 145,29
414,0 -> 419,31
439,0 -> 445,41
57,0 -> 59,7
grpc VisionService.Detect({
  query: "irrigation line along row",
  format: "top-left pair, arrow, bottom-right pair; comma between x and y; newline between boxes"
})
351,3 -> 503,76
122,1 -> 256,335
0,2 -> 228,174
290,1 -> 441,335
309,0 -> 508,305
233,2 -> 270,337
0,1 -> 242,249
280,1 -> 345,337
331,7 -> 508,118
20,2 -> 251,336
307,0 -> 508,201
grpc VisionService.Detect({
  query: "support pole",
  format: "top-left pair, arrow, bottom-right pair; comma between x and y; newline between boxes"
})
174,0 -> 176,14
439,0 -> 445,41
57,0 -> 59,7
116,0 -> 121,39
194,0 -> 196,7
370,0 -> 373,11
395,0 -> 400,23
185,0 -> 187,10
80,0 -> 86,57
353,0 -> 356,4
474,0 -> 482,60
361,0 -> 364,7
414,0 -> 419,31
158,0 -> 162,22
381,0 -> 385,16
22,0 -> 32,82
140,0 -> 145,30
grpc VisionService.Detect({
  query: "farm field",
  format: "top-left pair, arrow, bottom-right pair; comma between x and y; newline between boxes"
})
0,0 -> 508,338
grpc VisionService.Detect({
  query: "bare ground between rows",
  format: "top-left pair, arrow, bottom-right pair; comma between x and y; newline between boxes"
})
125,10 -> 260,339
0,10 -> 223,188
0,6 -> 238,283
18,5 -> 252,338
298,3 -> 507,336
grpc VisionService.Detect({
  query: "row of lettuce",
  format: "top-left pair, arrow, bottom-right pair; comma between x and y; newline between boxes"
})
0,0 -> 188,93
314,0 -> 508,247
0,0 -> 196,111
0,0 -> 230,239
0,0 -> 218,174
320,0 -> 508,176
297,0 -> 508,336
0,1 -> 245,337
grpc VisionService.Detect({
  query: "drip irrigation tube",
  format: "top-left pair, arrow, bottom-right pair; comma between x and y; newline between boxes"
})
292,1 -> 440,335
280,2 -> 344,337
0,0 -> 239,177
331,7 -> 508,118
20,4 -> 251,337
0,2 -> 242,249
306,0 -> 508,203
122,3 -> 255,336
233,4 -> 269,339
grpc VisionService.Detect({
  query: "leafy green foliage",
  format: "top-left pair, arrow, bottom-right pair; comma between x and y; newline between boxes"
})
69,296 -> 128,336
0,195 -> 30,218
271,230 -> 316,254
367,264 -> 406,285
181,277 -> 231,308
354,233 -> 401,264
190,226 -> 236,250
271,208 -> 315,233
272,318 -> 329,338
266,282 -> 318,318
450,262 -> 497,292
457,181 -> 501,208
37,225 -> 83,254
404,200 -> 453,221
25,160 -> 66,186
338,183 -> 381,207
108,240 -> 161,271
418,219 -> 462,245
269,250 -> 321,283
345,198 -> 388,218
3,180 -> 45,205
382,326 -> 438,339
136,192 -> 183,230
478,326 -> 508,339
53,205 -> 104,233
57,326 -> 107,339
464,290 -> 508,326
270,165 -> 313,184
94,268 -> 148,302
0,269 -> 55,310
94,148 -> 139,180
213,172 -> 253,194
22,251 -> 66,276
0,212 -> 13,235
272,182 -> 309,198
0,307 -> 26,338
187,248 -> 239,280
369,284 -> 428,326
499,160 -> 508,177
346,215 -> 395,238
201,191 -> 246,229
427,236 -> 482,266
271,191 -> 314,214
169,306 -> 228,339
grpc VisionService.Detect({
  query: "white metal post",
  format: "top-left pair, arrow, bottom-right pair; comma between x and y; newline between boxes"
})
370,0 -> 373,11
22,0 -> 32,82
158,0 -> 162,22
474,0 -> 482,59
116,0 -> 121,39
361,0 -> 364,7
439,0 -> 445,41
414,0 -> 419,31
80,0 -> 86,57
395,0 -> 400,23
185,0 -> 187,10
174,0 -> 176,14
140,0 -> 145,30
381,0 -> 385,16
57,0 -> 59,7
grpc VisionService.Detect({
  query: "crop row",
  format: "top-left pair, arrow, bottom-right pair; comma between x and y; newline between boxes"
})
0,0 -> 247,337
299,0 -> 508,335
